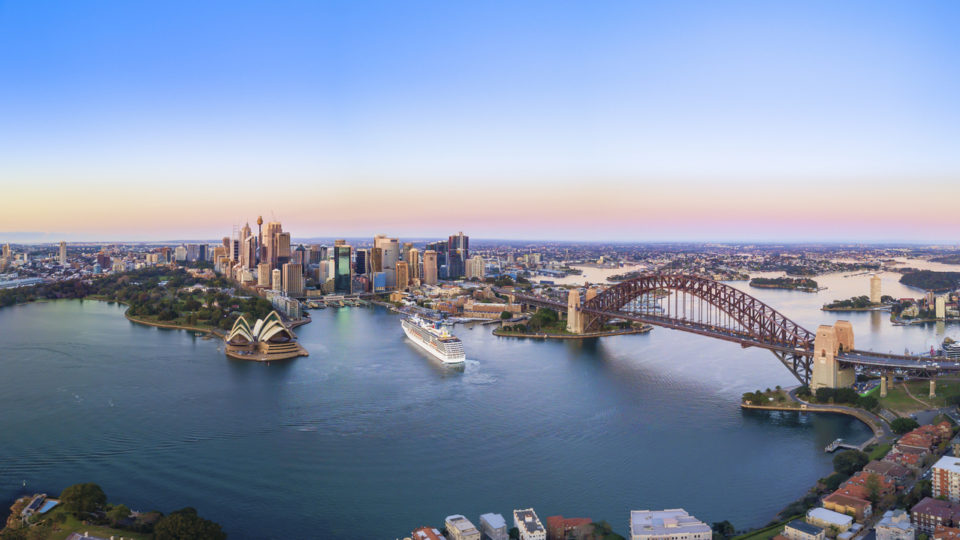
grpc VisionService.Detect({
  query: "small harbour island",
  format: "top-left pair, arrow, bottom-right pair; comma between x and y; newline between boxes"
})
749,276 -> 820,292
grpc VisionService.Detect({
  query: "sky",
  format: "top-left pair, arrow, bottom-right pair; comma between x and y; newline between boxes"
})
1,1 -> 959,243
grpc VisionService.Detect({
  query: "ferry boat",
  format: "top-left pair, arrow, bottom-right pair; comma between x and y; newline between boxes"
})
401,316 -> 466,364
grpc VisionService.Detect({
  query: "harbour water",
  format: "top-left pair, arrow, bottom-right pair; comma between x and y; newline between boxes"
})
1,266 -> 957,538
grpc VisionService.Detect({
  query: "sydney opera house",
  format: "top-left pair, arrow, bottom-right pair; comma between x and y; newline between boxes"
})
225,311 -> 308,361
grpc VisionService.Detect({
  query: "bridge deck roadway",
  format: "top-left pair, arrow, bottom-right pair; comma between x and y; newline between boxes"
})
501,288 -> 960,375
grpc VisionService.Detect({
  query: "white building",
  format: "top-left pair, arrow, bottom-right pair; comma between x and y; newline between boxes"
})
875,510 -> 915,540
444,515 -> 480,540
805,507 -> 852,534
513,508 -> 546,540
466,255 -> 485,280
933,456 -> 960,502
629,509 -> 712,540
479,513 -> 508,540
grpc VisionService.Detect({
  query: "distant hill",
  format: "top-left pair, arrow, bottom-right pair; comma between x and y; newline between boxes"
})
899,270 -> 960,292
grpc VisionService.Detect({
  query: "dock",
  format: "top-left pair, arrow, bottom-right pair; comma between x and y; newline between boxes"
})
824,436 -> 876,453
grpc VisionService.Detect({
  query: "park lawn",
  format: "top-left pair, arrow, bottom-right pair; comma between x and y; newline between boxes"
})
732,515 -> 802,540
39,506 -> 152,540
868,443 -> 893,461
879,378 -> 960,414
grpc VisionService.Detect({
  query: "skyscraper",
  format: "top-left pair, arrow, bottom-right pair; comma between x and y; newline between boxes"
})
334,242 -> 353,293
264,221 -> 283,267
257,263 -> 271,287
407,248 -> 420,282
2,244 -> 10,259
374,235 -> 400,288
271,268 -> 282,291
276,232 -> 291,265
870,274 -> 882,304
396,261 -> 409,290
370,247 -> 384,273
354,248 -> 370,275
282,263 -> 304,298
423,250 -> 438,285
58,241 -> 66,265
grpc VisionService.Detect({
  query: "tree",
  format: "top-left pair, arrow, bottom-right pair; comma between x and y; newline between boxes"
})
823,472 -> 847,491
891,417 -> 920,435
865,473 -> 882,504
59,483 -> 107,514
108,504 -> 131,525
858,395 -> 879,411
500,310 -> 513,320
154,508 -> 226,540
712,520 -> 736,540
833,450 -> 869,475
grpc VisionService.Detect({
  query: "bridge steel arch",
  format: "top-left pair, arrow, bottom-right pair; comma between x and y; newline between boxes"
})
579,274 -> 818,383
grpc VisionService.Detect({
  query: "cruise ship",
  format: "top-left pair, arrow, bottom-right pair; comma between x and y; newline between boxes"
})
401,316 -> 466,364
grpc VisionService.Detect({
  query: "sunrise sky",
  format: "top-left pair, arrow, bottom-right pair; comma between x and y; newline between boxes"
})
2,1 -> 959,243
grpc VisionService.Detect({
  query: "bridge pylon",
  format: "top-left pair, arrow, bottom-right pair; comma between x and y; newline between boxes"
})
811,321 -> 856,390
566,289 -> 584,334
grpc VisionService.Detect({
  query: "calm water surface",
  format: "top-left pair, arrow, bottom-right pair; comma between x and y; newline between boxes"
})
2,267 -> 958,538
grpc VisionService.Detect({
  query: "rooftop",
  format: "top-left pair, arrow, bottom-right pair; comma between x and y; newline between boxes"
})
877,510 -> 913,531
630,509 -> 711,536
480,513 -> 507,529
806,507 -> 853,526
934,456 -> 960,475
786,520 -> 825,537
514,508 -> 545,534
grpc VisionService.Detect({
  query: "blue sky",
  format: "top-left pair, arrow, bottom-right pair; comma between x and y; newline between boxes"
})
1,1 -> 958,242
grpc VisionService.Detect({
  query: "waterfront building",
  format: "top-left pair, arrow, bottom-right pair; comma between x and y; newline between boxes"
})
462,301 -> 521,319
805,507 -> 852,535
782,520 -> 825,540
823,492 -> 872,522
479,513 -> 508,540
396,261 -> 409,290
225,311 -> 307,361
371,271 -> 386,293
629,509 -> 711,540
514,509 -> 546,540
282,263 -> 304,298
445,515 -> 481,540
863,460 -> 911,485
423,250 -> 438,285
334,242 -> 353,293
912,498 -> 960,533
546,515 -> 592,540
58,240 -> 66,265
411,527 -> 445,540
466,255 -> 485,280
933,456 -> 960,502
257,263 -> 271,287
871,274 -> 882,304
876,510 -> 915,540
938,296 -> 947,320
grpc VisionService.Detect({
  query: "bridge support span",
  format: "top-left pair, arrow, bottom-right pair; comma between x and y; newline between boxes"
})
811,321 -> 856,390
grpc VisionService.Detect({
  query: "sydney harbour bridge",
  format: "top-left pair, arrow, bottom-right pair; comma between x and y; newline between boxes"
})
496,273 -> 960,391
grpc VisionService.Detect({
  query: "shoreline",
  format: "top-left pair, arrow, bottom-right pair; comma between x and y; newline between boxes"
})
492,326 -> 652,340
741,401 -> 888,443
821,305 -> 889,312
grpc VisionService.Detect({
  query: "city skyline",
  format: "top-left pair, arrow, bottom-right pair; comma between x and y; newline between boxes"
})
3,1 -> 960,243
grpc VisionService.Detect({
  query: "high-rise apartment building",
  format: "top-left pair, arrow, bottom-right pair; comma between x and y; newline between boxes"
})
334,242 -> 353,293
376,236 -> 400,288
466,255 -> 484,280
933,457 -> 960,502
513,509 -> 546,540
2,244 -> 10,259
870,274 -> 882,304
282,263 -> 304,298
59,241 -> 66,265
276,232 -> 292,265
396,261 -> 409,290
423,250 -> 438,285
